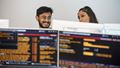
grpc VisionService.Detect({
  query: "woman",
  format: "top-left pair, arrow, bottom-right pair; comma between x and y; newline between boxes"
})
77,6 -> 98,23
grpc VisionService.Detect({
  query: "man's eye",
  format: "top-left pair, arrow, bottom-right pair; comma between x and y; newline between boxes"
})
48,17 -> 51,19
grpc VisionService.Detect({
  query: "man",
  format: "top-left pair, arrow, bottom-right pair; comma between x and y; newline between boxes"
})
36,6 -> 53,28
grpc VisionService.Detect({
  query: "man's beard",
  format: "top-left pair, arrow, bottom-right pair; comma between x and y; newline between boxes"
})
39,21 -> 50,28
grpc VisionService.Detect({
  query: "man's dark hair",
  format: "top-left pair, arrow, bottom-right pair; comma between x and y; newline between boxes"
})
78,6 -> 98,23
36,6 -> 53,16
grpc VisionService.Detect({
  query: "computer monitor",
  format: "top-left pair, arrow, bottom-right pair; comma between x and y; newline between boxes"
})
0,28 -> 58,67
52,20 -> 103,33
102,24 -> 120,35
52,20 -> 120,36
0,19 -> 9,28
59,31 -> 120,68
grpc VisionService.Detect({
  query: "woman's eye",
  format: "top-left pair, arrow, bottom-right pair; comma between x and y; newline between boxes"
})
81,15 -> 84,17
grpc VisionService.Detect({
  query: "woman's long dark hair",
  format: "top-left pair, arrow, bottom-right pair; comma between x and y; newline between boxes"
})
78,6 -> 98,23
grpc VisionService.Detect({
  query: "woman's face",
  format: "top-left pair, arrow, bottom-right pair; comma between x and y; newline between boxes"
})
78,10 -> 90,22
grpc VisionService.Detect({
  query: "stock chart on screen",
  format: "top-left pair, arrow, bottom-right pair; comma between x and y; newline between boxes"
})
0,28 -> 58,67
59,31 -> 120,68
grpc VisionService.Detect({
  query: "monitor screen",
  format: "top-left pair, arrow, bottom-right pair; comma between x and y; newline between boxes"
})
0,19 -> 9,28
59,31 -> 120,68
52,20 -> 103,33
0,28 -> 58,67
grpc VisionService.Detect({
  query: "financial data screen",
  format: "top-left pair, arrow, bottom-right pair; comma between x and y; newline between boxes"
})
59,31 -> 120,68
0,30 -> 17,49
0,29 -> 58,67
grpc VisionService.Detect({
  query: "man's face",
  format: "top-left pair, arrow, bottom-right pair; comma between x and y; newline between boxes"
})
36,12 -> 52,28
78,10 -> 90,23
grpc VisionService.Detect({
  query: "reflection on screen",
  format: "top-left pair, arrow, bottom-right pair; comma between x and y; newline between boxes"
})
0,28 -> 58,67
59,31 -> 120,68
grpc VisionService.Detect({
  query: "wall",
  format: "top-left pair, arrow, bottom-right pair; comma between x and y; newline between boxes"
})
0,0 -> 120,28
